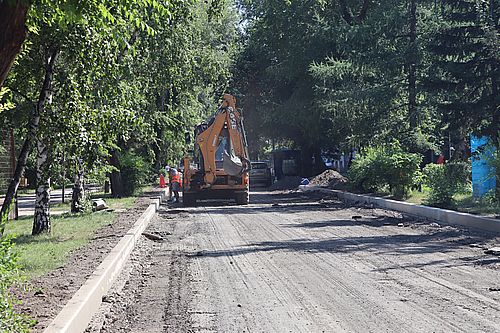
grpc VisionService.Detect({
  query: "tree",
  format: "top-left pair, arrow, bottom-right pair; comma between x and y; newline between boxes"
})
236,0 -> 442,165
0,0 -> 29,88
0,0 -> 180,234
0,0 -> 169,89
427,0 -> 499,146
1,0 -> 240,236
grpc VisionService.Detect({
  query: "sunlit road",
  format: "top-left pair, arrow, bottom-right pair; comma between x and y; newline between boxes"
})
90,190 -> 500,333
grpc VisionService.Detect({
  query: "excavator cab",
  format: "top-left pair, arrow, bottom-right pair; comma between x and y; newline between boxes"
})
182,94 -> 250,206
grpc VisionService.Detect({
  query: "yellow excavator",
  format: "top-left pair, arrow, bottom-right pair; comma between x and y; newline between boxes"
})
182,94 -> 251,206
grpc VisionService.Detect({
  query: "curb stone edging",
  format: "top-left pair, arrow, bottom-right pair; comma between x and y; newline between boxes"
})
43,188 -> 168,333
301,186 -> 500,233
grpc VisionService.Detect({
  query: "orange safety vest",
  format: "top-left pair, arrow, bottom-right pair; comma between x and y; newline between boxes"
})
171,173 -> 181,184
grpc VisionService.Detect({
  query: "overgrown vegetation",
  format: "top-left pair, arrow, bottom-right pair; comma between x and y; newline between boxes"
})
0,234 -> 33,332
0,0 -> 239,235
235,0 -> 498,202
422,162 -> 471,208
119,151 -> 151,196
348,143 -> 421,199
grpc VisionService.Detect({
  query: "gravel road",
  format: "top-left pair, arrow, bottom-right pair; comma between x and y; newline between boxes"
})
88,190 -> 500,333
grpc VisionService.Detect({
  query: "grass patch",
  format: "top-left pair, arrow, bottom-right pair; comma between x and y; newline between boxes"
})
4,213 -> 116,278
405,189 -> 427,205
405,189 -> 500,216
454,194 -> 500,216
3,191 -> 144,278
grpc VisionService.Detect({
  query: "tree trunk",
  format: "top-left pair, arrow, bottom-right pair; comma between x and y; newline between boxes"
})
109,150 -> 124,198
32,137 -> 51,235
0,1 -> 29,88
313,148 -> 326,176
61,151 -> 65,203
31,48 -> 59,235
0,48 -> 58,236
408,0 -> 418,128
71,162 -> 86,213
0,135 -> 32,235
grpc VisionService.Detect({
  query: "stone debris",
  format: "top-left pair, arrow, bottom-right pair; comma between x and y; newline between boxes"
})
142,232 -> 164,242
484,247 -> 500,255
92,198 -> 109,211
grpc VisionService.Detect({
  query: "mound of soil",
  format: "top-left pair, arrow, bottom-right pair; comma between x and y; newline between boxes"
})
269,176 -> 303,191
309,170 -> 348,189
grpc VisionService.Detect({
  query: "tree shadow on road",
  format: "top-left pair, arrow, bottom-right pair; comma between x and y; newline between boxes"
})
193,227 -> 499,270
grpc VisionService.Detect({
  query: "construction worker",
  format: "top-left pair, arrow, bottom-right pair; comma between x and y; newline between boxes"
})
166,166 -> 181,203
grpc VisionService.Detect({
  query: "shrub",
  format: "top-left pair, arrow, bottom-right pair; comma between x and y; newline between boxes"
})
348,142 -> 422,199
423,162 -> 471,208
0,235 -> 33,332
119,151 -> 151,196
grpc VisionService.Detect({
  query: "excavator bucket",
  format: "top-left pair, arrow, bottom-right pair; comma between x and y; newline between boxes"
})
223,150 -> 243,176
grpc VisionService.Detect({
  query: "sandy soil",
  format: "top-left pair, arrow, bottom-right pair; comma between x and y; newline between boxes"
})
18,188 -> 164,332
85,190 -> 500,333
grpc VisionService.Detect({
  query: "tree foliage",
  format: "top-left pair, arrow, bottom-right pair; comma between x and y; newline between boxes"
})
348,142 -> 422,198
0,0 -> 239,234
235,0 -> 498,171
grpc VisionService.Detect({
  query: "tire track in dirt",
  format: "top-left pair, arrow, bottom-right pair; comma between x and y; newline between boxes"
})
198,198 -> 499,332
200,210 -> 323,332
88,208 -> 206,333
89,192 -> 500,333
220,209 -> 424,333
253,203 -> 500,332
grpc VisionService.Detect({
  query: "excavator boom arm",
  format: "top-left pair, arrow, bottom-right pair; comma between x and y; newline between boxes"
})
195,94 -> 249,186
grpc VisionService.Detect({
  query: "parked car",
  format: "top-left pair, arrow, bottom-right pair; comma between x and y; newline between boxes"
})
250,161 -> 273,187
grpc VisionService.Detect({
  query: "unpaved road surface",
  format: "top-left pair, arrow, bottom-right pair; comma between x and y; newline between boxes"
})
89,190 -> 500,333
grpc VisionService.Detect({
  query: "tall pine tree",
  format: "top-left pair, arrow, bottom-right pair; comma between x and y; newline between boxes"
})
428,0 -> 499,146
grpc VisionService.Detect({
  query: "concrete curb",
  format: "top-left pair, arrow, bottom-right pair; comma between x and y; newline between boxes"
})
301,186 -> 500,233
44,188 -> 168,333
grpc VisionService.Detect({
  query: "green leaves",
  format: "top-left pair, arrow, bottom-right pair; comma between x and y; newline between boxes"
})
2,0 -> 240,186
348,142 -> 422,199
0,88 -> 15,114
0,235 -> 33,332
423,162 -> 471,207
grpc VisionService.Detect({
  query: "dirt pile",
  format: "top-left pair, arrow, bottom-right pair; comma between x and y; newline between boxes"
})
309,170 -> 348,189
269,176 -> 303,191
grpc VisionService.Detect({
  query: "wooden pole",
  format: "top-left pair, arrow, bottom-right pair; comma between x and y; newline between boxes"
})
9,129 -> 18,220
62,150 -> 65,203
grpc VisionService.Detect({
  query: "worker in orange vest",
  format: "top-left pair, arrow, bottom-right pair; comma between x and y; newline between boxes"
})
166,166 -> 181,203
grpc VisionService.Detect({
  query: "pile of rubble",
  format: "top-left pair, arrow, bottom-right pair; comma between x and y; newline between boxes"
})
308,169 -> 348,189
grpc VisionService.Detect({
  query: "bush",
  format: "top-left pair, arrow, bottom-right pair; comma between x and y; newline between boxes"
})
348,142 -> 422,199
423,162 -> 471,208
119,151 -> 151,196
0,235 -> 33,332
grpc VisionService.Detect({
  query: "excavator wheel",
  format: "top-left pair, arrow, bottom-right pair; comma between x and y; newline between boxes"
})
235,191 -> 249,205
